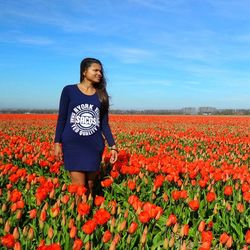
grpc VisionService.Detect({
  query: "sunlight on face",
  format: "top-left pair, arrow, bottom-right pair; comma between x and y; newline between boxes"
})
84,63 -> 103,83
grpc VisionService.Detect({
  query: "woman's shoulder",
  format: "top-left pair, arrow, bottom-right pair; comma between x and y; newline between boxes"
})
61,84 -> 77,93
63,84 -> 76,90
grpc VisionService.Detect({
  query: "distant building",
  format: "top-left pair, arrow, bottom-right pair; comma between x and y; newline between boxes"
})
181,107 -> 197,115
198,107 -> 217,115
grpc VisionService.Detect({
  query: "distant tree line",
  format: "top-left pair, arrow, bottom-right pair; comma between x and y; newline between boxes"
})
0,107 -> 249,115
0,109 -> 58,114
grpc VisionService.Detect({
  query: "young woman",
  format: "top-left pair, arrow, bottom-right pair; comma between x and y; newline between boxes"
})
54,58 -> 118,196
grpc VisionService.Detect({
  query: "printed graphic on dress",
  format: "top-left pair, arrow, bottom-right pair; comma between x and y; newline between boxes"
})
70,104 -> 100,136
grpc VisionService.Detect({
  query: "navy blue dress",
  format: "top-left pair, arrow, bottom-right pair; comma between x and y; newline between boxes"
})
54,84 -> 115,172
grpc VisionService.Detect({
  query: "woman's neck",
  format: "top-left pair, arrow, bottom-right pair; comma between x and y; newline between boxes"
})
80,81 -> 94,90
78,81 -> 96,95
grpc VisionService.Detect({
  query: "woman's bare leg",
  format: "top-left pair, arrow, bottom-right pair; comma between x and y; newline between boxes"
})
87,171 -> 99,197
69,171 -> 99,197
70,171 -> 86,186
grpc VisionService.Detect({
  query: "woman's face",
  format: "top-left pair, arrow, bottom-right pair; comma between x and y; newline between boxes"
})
83,63 -> 102,83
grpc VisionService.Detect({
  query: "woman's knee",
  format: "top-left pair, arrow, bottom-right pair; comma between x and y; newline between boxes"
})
88,180 -> 95,189
87,171 -> 99,182
87,171 -> 99,192
70,171 -> 86,186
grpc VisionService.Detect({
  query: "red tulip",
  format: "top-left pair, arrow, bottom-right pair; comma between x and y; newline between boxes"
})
163,193 -> 169,201
51,205 -> 60,218
245,230 -> 250,244
236,203 -> 244,213
40,210 -> 46,222
73,239 -> 83,250
180,190 -> 188,199
127,180 -> 136,190
68,218 -> 75,229
241,183 -> 249,193
13,227 -> 19,240
201,231 -> 213,243
10,189 -> 22,202
94,195 -> 105,206
67,184 -> 78,194
16,200 -> 25,209
118,220 -> 127,232
243,192 -> 250,203
110,170 -> 119,179
128,195 -> 140,205
139,211 -> 151,224
224,185 -> 233,196
76,185 -> 87,196
16,210 -> 22,220
61,194 -> 70,204
128,222 -> 138,234
1,234 -> 15,248
101,178 -> 113,187
93,209 -> 111,225
220,232 -> 229,244
77,203 -> 90,216
82,220 -> 97,234
109,200 -> 117,215
112,233 -> 121,246
189,199 -> 199,211
102,230 -> 112,243
172,190 -> 180,201
69,226 -> 77,238
166,214 -> 177,226
11,203 -> 17,213
225,236 -> 233,248
198,221 -> 206,232
154,175 -> 165,188
180,224 -> 189,237
47,227 -> 53,239
140,226 -> 148,245
13,241 -> 21,250
206,192 -> 216,202
28,228 -> 34,240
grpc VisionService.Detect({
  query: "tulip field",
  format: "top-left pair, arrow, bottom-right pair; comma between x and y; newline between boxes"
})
0,114 -> 249,250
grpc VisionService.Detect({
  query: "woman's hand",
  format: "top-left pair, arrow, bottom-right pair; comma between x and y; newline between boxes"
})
110,146 -> 118,164
54,143 -> 63,161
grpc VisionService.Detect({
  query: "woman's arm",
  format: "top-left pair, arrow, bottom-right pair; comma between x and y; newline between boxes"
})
101,112 -> 118,163
54,86 -> 69,160
54,86 -> 69,143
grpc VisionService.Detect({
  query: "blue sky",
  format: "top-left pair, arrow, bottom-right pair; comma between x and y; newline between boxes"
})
0,0 -> 250,110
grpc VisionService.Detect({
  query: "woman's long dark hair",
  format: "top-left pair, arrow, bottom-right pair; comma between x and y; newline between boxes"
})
80,58 -> 109,116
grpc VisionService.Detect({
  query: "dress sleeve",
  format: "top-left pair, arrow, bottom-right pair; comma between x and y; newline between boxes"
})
54,86 -> 70,143
101,112 -> 115,147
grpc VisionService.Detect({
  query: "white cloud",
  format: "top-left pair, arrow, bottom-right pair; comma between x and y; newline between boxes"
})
17,36 -> 54,45
0,1 -> 96,33
113,78 -> 172,87
0,31 -> 54,46
129,0 -> 186,11
204,0 -> 250,20
114,47 -> 155,63
234,34 -> 250,43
